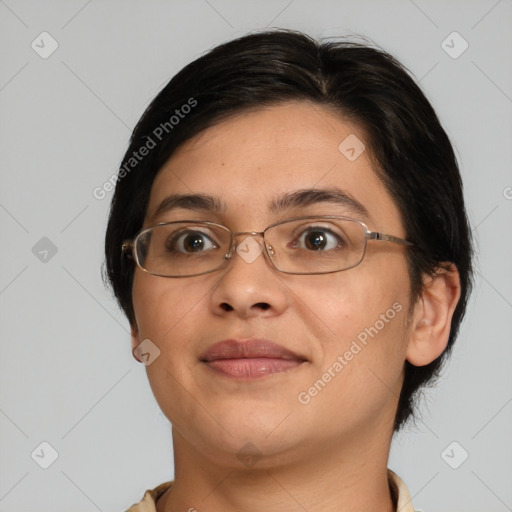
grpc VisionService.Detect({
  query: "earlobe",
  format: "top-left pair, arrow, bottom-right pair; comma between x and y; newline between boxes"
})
131,321 -> 141,359
406,263 -> 461,367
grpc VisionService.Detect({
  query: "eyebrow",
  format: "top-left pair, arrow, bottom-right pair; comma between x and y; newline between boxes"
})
269,188 -> 369,219
151,193 -> 225,221
150,187 -> 370,222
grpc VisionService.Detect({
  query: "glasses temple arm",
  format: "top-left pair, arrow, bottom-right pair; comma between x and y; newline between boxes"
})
366,232 -> 415,247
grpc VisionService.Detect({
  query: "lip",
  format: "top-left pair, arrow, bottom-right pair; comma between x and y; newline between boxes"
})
199,339 -> 308,379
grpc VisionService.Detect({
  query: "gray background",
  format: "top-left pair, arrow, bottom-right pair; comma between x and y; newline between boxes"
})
1,0 -> 511,510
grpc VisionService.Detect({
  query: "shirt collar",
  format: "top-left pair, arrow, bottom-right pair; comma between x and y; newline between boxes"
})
126,469 -> 416,512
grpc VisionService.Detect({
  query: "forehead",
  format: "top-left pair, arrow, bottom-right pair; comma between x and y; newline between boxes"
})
147,102 -> 403,232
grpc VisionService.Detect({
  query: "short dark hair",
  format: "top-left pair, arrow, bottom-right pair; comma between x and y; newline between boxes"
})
104,29 -> 473,432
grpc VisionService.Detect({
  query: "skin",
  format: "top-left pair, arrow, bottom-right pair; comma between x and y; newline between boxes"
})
130,101 -> 461,512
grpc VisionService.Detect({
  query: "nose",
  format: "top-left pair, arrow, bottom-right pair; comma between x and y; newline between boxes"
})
209,233 -> 288,319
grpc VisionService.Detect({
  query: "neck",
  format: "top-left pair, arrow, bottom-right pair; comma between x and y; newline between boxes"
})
157,426 -> 396,512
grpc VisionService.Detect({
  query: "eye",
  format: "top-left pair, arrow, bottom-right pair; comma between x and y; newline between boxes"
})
291,225 -> 346,251
166,229 -> 218,254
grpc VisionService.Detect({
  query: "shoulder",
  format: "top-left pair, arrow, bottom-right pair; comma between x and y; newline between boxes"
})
124,481 -> 173,512
388,469 -> 416,512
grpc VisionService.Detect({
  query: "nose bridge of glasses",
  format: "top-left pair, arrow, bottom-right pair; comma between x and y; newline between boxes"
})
224,230 -> 271,261
238,230 -> 266,244
230,230 -> 266,249
232,230 -> 265,237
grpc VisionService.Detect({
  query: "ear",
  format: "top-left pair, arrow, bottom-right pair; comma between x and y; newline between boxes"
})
406,263 -> 461,366
131,320 -> 142,361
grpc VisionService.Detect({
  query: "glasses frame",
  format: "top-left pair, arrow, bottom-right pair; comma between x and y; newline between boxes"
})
121,215 -> 415,278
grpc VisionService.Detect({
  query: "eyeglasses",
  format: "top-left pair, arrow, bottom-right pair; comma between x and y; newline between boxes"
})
121,216 -> 415,278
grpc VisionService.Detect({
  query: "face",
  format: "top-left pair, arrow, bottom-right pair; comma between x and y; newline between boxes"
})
131,101 -> 414,467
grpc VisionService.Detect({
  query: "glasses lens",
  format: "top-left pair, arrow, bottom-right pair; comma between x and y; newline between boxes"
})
135,222 -> 231,276
266,218 -> 366,274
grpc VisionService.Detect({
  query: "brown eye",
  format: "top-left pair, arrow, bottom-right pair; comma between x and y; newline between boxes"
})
166,230 -> 218,253
291,227 -> 345,251
304,231 -> 328,250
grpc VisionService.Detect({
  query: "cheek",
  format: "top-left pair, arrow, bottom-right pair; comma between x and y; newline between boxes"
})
330,268 -> 409,386
287,257 -> 409,338
131,273 -> 208,423
291,258 -> 411,396
297,284 -> 408,425
131,271 -> 209,341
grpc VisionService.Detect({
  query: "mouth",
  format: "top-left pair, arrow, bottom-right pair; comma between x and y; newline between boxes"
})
199,338 -> 308,379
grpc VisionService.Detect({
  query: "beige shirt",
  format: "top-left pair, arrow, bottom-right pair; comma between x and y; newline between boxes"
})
125,469 -> 415,511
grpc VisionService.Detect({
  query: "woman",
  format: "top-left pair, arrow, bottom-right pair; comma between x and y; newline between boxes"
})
104,30 -> 473,512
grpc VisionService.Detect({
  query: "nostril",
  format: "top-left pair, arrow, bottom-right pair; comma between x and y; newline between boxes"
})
255,302 -> 270,310
221,303 -> 234,311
